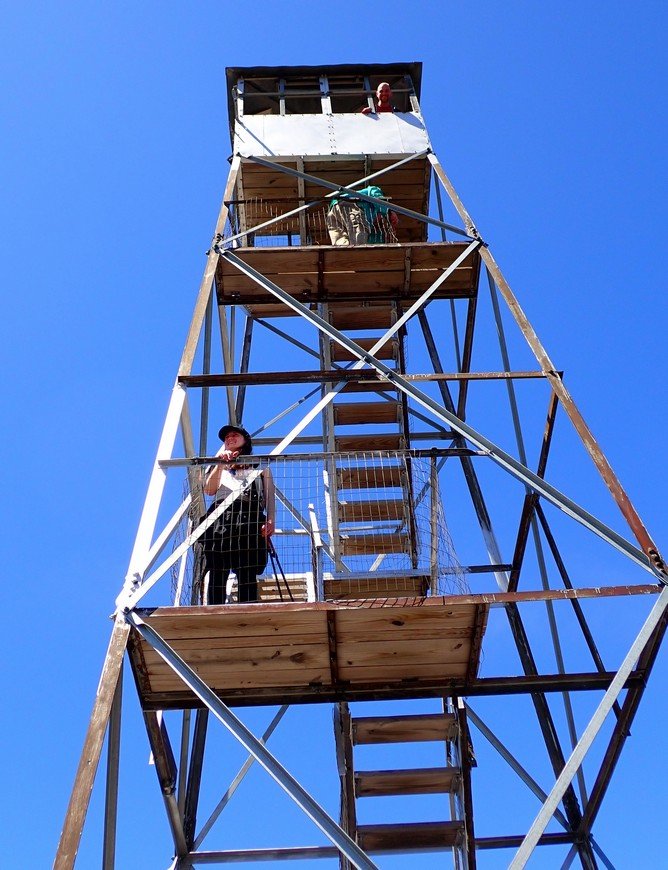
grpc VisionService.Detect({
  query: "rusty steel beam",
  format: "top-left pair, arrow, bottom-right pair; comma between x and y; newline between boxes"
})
508,493 -> 539,593
455,292 -> 479,420
537,391 -> 560,480
178,370 -> 548,388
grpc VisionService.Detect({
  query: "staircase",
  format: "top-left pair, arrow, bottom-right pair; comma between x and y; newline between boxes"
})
334,702 -> 476,867
321,300 -> 422,591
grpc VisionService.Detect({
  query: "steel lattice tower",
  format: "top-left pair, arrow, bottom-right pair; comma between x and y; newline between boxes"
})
56,62 -> 668,870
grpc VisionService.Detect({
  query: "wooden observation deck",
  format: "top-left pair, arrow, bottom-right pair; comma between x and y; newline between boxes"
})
216,240 -> 479,307
128,597 -> 488,710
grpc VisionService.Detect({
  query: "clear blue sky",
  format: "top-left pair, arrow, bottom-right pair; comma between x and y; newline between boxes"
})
1,2 -> 667,868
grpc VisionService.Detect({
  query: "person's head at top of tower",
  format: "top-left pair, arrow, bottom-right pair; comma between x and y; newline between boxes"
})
376,82 -> 393,110
361,80 -> 395,115
218,424 -> 253,458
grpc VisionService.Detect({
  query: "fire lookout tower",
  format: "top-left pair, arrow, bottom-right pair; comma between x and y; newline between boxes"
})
56,62 -> 668,869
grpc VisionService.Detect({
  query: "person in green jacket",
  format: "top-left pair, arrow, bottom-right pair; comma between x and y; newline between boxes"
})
326,185 -> 398,245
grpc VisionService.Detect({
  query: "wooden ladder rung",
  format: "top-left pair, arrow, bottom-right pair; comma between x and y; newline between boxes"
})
333,402 -> 399,426
355,767 -> 461,797
356,821 -> 464,852
330,337 -> 396,362
335,434 -> 403,452
339,498 -> 405,522
341,532 -> 409,556
352,713 -> 459,744
337,465 -> 403,489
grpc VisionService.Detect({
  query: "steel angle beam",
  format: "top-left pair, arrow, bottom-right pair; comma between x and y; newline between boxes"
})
428,152 -> 663,568
126,612 -> 378,870
223,242 -> 478,455
509,584 -> 668,869
194,706 -> 289,849
55,617 -> 130,870
221,249 -> 656,579
245,153 -> 472,238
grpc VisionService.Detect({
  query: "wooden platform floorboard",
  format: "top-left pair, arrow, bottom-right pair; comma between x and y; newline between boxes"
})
216,242 -> 479,305
128,597 -> 488,709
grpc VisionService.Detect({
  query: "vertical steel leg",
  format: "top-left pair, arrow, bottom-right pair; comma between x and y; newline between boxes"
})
102,663 -> 123,870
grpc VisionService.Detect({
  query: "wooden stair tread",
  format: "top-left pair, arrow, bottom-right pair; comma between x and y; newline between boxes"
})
257,576 -> 309,602
355,767 -> 461,797
340,379 -> 398,394
337,465 -> 403,489
352,713 -> 458,744
341,532 -> 409,556
335,434 -> 403,452
339,498 -> 405,522
330,337 -> 396,362
324,575 -> 428,600
333,401 -> 399,426
329,305 -> 393,330
246,303 -> 299,319
357,821 -> 464,851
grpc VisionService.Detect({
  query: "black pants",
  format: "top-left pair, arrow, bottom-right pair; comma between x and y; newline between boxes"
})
197,503 -> 267,604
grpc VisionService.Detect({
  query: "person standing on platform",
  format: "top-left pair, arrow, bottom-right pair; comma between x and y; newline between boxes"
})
197,425 -> 275,604
326,185 -> 398,245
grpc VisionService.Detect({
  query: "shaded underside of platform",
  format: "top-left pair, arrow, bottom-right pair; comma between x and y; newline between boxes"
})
215,242 -> 480,305
128,597 -> 488,710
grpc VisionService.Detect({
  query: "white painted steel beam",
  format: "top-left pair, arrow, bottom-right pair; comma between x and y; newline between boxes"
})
123,383 -> 187,593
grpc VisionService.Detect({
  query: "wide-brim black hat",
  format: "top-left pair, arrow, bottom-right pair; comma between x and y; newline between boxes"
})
218,424 -> 253,454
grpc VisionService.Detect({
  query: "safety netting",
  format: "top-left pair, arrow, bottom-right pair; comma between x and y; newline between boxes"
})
170,451 -> 468,606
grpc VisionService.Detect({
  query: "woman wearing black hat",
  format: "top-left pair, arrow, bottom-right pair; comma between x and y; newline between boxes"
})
197,424 -> 275,604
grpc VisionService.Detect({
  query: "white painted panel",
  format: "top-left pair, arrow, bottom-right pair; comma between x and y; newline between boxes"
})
234,112 -> 430,158
331,113 -> 430,155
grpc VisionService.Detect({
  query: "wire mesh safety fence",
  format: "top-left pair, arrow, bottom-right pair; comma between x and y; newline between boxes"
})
170,451 -> 468,606
220,196 -> 400,248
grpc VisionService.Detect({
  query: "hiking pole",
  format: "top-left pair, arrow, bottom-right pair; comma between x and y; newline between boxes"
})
268,539 -> 294,602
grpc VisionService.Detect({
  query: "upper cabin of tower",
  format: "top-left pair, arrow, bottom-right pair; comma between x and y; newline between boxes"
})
221,63 -> 434,246
225,62 -> 428,158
